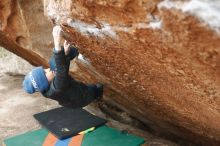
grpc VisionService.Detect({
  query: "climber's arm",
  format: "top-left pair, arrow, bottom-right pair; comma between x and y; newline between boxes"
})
51,26 -> 71,90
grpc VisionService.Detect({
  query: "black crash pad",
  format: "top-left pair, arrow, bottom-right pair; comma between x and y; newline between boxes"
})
33,107 -> 107,139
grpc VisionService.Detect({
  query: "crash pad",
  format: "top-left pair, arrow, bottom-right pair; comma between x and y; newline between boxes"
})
3,129 -> 48,146
3,126 -> 145,146
34,107 -> 107,139
3,128 -> 85,146
82,125 -> 145,146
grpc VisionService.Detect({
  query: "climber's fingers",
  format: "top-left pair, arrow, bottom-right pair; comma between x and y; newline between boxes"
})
52,26 -> 62,38
64,40 -> 71,55
53,26 -> 63,51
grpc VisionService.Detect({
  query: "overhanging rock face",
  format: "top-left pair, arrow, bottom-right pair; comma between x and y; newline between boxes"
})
1,0 -> 220,145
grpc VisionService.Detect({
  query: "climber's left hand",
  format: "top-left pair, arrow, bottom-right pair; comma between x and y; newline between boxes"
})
64,40 -> 71,55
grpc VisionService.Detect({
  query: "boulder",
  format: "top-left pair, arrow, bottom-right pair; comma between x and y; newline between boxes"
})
0,0 -> 220,145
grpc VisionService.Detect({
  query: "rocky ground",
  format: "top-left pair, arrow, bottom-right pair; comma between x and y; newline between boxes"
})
0,72 -> 59,143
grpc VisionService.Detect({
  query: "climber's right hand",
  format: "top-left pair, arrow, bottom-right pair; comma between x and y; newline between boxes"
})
52,26 -> 62,51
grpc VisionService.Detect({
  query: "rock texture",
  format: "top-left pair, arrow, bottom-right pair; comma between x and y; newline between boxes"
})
0,0 -> 220,145
0,0 -> 51,66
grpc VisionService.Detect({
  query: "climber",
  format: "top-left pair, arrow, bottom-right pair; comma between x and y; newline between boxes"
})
22,26 -> 103,108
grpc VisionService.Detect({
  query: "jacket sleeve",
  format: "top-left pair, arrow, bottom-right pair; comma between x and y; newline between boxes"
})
49,46 -> 78,71
52,48 -> 71,90
66,46 -> 79,61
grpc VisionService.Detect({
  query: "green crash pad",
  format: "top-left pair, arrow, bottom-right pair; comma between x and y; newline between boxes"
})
82,126 -> 145,146
3,129 -> 48,146
3,126 -> 145,146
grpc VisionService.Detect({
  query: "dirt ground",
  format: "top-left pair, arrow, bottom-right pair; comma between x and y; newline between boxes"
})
0,72 -> 59,143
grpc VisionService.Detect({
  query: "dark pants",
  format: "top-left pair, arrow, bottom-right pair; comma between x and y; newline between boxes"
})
54,81 -> 98,108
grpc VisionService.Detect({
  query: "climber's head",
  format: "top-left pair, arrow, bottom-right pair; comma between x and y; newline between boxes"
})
22,67 -> 55,94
